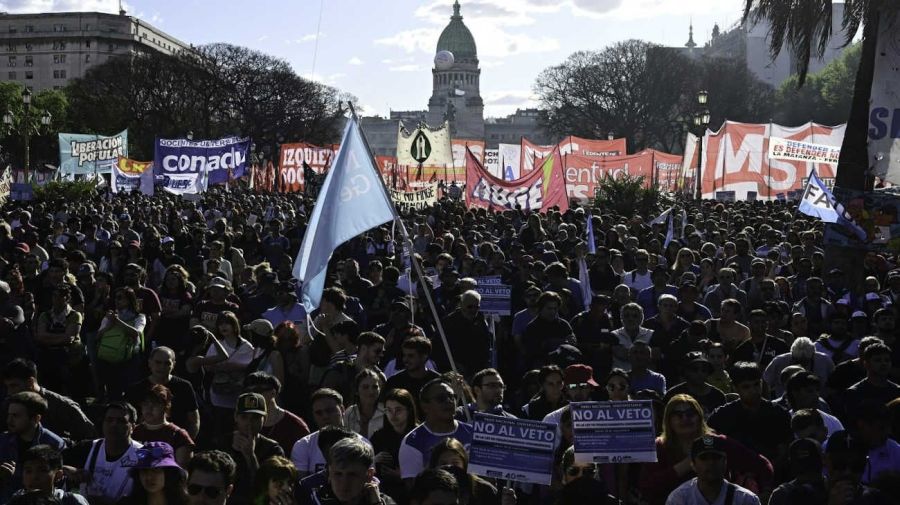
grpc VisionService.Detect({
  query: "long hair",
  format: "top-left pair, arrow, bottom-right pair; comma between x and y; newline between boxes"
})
252,456 -> 297,503
383,388 -> 419,433
659,394 -> 713,455
127,467 -> 188,505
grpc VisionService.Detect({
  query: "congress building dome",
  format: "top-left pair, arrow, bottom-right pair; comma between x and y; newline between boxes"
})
436,1 -> 478,61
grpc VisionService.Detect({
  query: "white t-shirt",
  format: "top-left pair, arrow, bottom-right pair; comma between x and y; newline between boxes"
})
81,439 -> 142,504
665,478 -> 760,505
206,338 -> 254,409
625,270 -> 653,294
291,430 -> 371,474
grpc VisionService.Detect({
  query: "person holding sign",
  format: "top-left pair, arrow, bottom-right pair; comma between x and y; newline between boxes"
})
664,435 -> 761,505
638,395 -> 773,505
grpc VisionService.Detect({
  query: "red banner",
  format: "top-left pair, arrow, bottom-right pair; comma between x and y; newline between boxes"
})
641,149 -> 684,193
521,136 -> 628,173
701,121 -> 845,200
467,146 -> 569,213
563,152 -> 655,200
278,143 -> 339,193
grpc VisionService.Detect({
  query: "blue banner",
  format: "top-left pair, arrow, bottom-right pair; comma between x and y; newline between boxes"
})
473,276 -> 511,316
571,401 -> 657,464
469,413 -> 556,485
154,136 -> 250,191
58,130 -> 128,175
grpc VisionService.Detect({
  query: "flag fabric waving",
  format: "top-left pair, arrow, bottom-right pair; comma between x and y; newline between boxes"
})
293,117 -> 396,311
798,171 -> 867,241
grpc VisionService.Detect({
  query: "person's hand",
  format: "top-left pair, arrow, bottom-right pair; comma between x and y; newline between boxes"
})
0,461 -> 14,480
373,451 -> 394,467
268,486 -> 294,505
363,481 -> 381,505
501,486 -> 517,505
232,431 -> 256,457
63,466 -> 92,485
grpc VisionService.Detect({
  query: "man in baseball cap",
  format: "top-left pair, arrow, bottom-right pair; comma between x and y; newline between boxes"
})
229,392 -> 283,503
666,435 -> 761,504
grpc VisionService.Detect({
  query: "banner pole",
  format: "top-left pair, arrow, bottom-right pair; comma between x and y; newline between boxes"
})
348,103 -> 466,389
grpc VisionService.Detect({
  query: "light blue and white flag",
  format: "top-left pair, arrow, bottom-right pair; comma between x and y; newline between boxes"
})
585,211 -> 596,255
798,170 -> 867,241
293,117 -> 395,311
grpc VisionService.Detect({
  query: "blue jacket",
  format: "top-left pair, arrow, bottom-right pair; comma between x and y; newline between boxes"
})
0,424 -> 65,501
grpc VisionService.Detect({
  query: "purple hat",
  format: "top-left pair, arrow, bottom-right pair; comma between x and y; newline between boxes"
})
130,442 -> 183,473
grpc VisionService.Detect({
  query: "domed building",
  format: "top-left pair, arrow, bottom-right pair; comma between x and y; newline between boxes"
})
426,0 -> 485,139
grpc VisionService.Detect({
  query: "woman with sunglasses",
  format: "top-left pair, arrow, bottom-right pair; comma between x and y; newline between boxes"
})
637,394 -> 773,505
428,438 -> 516,505
117,441 -> 189,505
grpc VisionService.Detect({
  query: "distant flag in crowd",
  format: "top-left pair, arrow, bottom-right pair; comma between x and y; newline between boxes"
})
586,211 -> 596,255
798,170 -> 867,241
293,116 -> 395,311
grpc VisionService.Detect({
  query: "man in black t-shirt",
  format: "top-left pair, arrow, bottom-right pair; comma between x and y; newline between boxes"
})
125,346 -> 200,439
384,337 -> 440,412
228,393 -> 284,504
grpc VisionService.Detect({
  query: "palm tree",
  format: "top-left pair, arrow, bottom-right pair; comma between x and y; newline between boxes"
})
743,0 -> 892,191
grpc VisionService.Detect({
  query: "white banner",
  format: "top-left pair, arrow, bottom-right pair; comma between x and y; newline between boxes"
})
499,143 -> 521,180
111,158 -> 154,195
389,183 -> 438,212
397,121 -> 453,167
869,10 -> 900,183
769,137 -> 840,165
484,149 -> 500,177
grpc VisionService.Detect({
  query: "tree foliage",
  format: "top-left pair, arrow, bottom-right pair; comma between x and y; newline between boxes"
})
0,82 -> 69,169
66,44 -> 349,160
535,40 -> 775,153
593,174 -> 662,217
773,42 -> 860,126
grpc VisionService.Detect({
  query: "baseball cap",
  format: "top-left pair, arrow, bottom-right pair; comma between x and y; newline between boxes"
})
691,435 -> 726,459
865,292 -> 882,302
128,240 -> 141,249
236,392 -> 267,416
243,319 -> 274,337
684,352 -> 713,374
13,243 -> 29,254
548,344 -> 582,368
563,364 -> 598,387
788,438 -> 822,471
391,300 -> 411,312
160,236 -> 175,245
851,310 -> 868,320
208,277 -> 230,290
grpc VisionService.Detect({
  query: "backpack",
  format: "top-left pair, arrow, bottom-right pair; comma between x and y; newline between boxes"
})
97,317 -> 143,364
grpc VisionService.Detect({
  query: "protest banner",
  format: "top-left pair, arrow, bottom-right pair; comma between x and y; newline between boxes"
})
700,121 -> 845,200
520,138 -> 554,174
397,121 -> 453,167
279,143 -> 338,193
498,143 -> 521,180
58,130 -> 128,176
469,413 -> 557,485
869,11 -> 900,184
571,401 -> 657,464
768,137 -> 841,165
647,150 -> 685,192
563,152 -> 655,201
112,157 -> 154,195
473,276 -> 511,316
822,188 -> 900,251
680,132 -> 700,196
466,146 -> 568,213
484,149 -> 500,177
389,183 -> 437,212
154,136 -> 250,194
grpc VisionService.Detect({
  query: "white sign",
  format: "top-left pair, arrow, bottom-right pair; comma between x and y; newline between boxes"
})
869,10 -> 900,183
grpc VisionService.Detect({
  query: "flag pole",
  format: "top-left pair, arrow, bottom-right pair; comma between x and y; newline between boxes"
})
347,102 -> 465,383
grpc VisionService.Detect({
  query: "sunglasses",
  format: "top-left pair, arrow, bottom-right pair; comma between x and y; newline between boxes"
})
565,465 -> 597,478
567,383 -> 591,390
187,484 -> 223,499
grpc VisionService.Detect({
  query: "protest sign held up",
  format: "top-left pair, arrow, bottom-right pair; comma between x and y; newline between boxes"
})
469,413 -> 557,485
572,401 -> 658,464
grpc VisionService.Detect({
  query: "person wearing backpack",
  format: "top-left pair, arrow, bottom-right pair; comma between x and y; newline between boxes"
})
96,287 -> 146,401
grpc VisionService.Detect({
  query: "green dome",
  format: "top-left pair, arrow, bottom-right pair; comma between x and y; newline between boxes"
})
436,1 -> 477,60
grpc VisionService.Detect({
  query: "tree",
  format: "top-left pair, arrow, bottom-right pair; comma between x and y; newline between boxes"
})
773,43 -> 861,126
535,40 -> 774,154
0,83 -> 69,170
66,44 -> 349,160
743,0 -> 890,191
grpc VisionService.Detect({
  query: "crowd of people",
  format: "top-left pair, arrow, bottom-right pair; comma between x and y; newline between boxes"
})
0,187 -> 897,505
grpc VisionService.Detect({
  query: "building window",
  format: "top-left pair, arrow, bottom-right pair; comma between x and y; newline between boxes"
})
6,44 -> 14,52
85,54 -> 91,63
85,24 -> 90,30
53,24 -> 66,32
25,43 -> 32,51
108,43 -> 115,51
7,71 -> 15,79
85,40 -> 91,48
53,69 -> 67,79
52,41 -> 67,50
8,56 -> 15,67
25,71 -> 32,80
24,56 -> 32,67
8,26 -> 15,33
24,25 -> 33,33
53,54 -> 66,64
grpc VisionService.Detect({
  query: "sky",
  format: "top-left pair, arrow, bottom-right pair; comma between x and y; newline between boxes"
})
1,0 -> 750,117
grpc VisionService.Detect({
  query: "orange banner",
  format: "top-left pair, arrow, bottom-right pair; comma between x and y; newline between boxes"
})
521,136 -> 628,173
701,121 -> 844,200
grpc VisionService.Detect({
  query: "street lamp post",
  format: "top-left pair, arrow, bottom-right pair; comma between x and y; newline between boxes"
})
693,90 -> 710,200
6,89 -> 53,181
